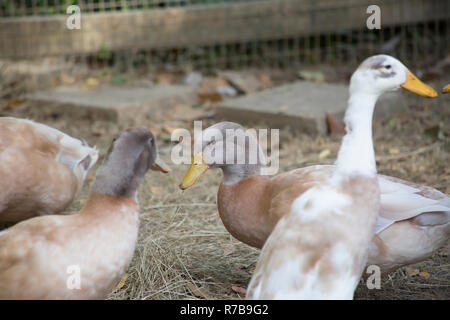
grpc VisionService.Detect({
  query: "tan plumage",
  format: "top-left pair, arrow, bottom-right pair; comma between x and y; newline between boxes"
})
0,127 -> 169,299
0,193 -> 139,299
180,56 -> 446,295
216,166 -> 449,274
0,117 -> 98,222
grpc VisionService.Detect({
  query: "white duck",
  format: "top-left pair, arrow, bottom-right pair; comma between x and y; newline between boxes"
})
244,55 -> 439,299
0,127 -> 169,299
180,121 -> 449,275
0,117 -> 98,222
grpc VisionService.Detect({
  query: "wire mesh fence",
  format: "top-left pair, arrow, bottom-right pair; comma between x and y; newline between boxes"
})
0,0 -> 449,71
0,0 -> 251,16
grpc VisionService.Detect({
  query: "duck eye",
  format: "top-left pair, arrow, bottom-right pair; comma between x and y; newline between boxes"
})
384,65 -> 391,70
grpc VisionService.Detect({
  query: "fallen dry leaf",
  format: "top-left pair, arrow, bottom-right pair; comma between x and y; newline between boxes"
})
3,98 -> 26,111
187,282 -> 210,299
318,149 -> 331,160
259,74 -> 272,86
149,186 -> 164,195
199,77 -> 228,91
405,266 -> 420,276
156,73 -> 175,84
91,128 -> 106,136
198,92 -> 223,102
388,148 -> 400,155
419,271 -> 430,279
86,77 -> 99,87
115,273 -> 128,290
213,77 -> 229,87
231,285 -> 247,295
326,112 -> 346,135
298,70 -> 325,83
218,71 -> 268,94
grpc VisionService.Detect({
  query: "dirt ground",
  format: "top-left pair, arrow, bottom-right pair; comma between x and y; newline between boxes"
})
0,63 -> 449,300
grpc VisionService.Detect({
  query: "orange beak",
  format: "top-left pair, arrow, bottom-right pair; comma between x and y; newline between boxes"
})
179,152 -> 209,190
400,70 -> 437,98
151,155 -> 170,173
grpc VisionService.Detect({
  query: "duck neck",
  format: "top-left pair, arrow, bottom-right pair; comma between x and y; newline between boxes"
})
221,163 -> 264,185
335,91 -> 378,176
91,162 -> 143,202
80,192 -> 139,217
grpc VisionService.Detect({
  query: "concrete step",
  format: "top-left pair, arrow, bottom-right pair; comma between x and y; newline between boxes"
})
216,80 -> 427,135
27,84 -> 198,125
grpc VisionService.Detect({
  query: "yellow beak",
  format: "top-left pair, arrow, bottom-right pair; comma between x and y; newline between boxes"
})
179,152 -> 209,190
400,70 -> 437,97
151,155 -> 170,173
442,84 -> 450,93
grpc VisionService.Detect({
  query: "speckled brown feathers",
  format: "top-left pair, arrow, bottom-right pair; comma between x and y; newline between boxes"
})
246,174 -> 380,299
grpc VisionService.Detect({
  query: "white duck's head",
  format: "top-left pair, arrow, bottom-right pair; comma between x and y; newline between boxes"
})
350,54 -> 437,98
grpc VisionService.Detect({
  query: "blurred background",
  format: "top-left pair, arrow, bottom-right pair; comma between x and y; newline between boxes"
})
0,0 -> 449,300
1,0 -> 449,71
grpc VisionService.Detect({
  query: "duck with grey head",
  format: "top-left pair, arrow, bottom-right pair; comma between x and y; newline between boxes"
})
179,55 -> 448,281
0,127 -> 169,299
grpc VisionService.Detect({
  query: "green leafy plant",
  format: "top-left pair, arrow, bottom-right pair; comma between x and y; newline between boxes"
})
97,43 -> 112,61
